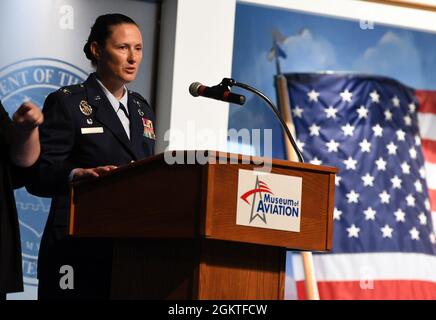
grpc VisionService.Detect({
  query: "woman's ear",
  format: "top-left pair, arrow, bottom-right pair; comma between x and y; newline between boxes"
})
90,41 -> 101,61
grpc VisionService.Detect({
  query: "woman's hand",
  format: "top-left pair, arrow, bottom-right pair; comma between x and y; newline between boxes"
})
72,165 -> 118,181
12,102 -> 44,131
10,101 -> 43,167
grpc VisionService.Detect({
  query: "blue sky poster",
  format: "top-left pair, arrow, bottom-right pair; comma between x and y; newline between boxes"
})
229,2 -> 436,159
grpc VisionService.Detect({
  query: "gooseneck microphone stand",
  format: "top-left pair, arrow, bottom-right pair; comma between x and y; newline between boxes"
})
220,77 -> 304,163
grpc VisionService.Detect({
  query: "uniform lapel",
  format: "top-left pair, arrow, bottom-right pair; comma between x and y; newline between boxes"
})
84,74 -> 137,160
127,93 -> 145,159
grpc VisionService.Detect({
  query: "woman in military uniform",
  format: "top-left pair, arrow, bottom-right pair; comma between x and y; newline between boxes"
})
27,13 -> 156,300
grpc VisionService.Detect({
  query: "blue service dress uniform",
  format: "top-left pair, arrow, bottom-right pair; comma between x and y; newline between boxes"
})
27,73 -> 155,299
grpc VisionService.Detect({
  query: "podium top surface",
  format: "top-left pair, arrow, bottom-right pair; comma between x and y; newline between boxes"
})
72,150 -> 338,188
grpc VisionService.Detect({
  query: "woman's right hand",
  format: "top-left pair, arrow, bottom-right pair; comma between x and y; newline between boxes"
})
72,165 -> 118,181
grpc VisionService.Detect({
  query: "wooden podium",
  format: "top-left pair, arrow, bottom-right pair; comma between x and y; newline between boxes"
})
69,151 -> 337,299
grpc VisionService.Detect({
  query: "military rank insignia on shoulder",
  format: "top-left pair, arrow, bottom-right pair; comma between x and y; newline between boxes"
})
130,91 -> 151,107
59,82 -> 86,96
59,87 -> 71,95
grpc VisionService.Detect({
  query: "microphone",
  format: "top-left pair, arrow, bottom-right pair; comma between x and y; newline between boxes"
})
189,82 -> 246,105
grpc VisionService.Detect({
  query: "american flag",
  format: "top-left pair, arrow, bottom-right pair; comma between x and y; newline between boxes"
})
284,73 -> 436,299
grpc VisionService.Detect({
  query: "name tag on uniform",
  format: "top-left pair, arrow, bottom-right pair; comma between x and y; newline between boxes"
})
81,127 -> 104,134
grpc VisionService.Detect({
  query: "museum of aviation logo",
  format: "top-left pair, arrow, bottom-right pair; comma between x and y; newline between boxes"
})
236,169 -> 302,232
0,58 -> 87,286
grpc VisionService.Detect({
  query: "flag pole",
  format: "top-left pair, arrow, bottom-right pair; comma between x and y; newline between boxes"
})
276,73 -> 320,300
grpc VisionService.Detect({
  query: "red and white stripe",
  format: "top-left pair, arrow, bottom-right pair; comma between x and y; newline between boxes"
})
290,252 -> 436,299
416,90 -> 436,232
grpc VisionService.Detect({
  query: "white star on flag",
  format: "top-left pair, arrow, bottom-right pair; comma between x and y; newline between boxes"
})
369,90 -> 380,103
364,207 -> 377,220
386,142 -> 398,155
401,162 -> 411,174
396,129 -> 406,141
379,190 -> 390,204
324,106 -> 338,119
361,173 -> 375,187
307,89 -> 320,102
347,224 -> 360,238
372,124 -> 383,137
357,105 -> 369,118
381,224 -> 394,238
341,123 -> 355,136
425,199 -> 430,211
394,209 -> 406,222
309,123 -> 321,136
406,194 -> 415,207
384,110 -> 393,121
375,157 -> 387,171
418,213 -> 427,225
408,102 -> 416,113
415,180 -> 423,193
359,139 -> 371,152
326,139 -> 340,152
346,190 -> 360,203
409,147 -> 417,159
392,96 -> 400,107
419,166 -> 426,179
404,115 -> 412,126
390,175 -> 402,189
343,156 -> 357,170
415,135 -> 421,146
293,105 -> 304,118
334,207 -> 343,220
409,227 -> 420,240
340,89 -> 353,103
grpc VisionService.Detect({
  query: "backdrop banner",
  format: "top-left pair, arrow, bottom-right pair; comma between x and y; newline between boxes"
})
0,0 -> 158,300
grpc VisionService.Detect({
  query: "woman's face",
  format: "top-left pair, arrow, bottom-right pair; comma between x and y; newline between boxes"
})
95,23 -> 143,86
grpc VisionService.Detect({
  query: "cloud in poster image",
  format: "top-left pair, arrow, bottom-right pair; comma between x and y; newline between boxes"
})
277,28 -> 337,72
245,28 -> 338,90
353,31 -> 423,87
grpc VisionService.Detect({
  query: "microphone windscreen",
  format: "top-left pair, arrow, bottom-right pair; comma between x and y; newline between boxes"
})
189,82 -> 202,97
